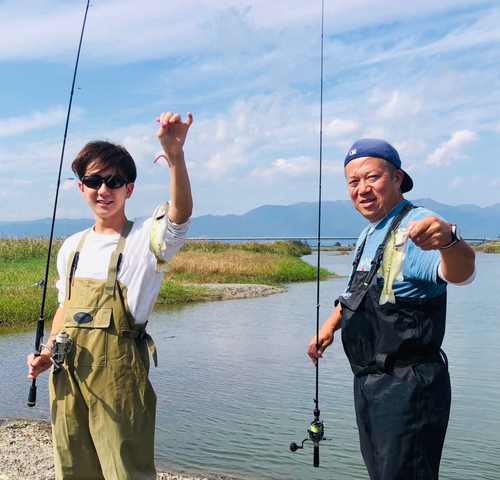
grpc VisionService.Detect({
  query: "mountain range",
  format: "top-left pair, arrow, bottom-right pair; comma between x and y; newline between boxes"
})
1,199 -> 498,240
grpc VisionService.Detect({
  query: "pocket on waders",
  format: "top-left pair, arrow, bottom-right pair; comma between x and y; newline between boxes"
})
64,307 -> 112,367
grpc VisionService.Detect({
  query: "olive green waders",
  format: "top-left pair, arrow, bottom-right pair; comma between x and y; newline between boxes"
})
50,222 -> 158,480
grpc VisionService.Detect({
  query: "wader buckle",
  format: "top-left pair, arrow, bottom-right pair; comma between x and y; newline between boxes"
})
121,330 -> 158,368
122,330 -> 146,340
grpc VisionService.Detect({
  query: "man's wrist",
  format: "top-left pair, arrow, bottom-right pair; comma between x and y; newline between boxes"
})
440,224 -> 461,250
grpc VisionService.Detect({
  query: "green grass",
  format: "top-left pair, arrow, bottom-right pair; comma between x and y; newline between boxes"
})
473,241 -> 500,253
0,238 -> 333,326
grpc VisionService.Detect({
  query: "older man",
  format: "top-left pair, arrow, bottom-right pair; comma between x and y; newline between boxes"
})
308,138 -> 475,480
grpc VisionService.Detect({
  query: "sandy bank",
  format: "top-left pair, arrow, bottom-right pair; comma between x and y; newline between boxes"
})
198,283 -> 287,301
0,419 -> 239,480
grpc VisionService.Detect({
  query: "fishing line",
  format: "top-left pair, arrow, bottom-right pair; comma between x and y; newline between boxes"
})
28,0 -> 91,408
290,0 -> 329,467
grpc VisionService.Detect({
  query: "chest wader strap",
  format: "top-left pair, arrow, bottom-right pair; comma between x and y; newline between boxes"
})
122,330 -> 158,367
105,220 -> 134,296
66,229 -> 92,300
346,236 -> 367,292
352,349 -> 444,377
106,221 -> 158,367
360,204 -> 415,289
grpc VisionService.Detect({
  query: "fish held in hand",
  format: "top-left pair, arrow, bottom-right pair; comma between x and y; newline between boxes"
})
150,202 -> 172,273
378,226 -> 410,305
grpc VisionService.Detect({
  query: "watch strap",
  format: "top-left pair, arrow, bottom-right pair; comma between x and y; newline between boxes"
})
440,224 -> 460,250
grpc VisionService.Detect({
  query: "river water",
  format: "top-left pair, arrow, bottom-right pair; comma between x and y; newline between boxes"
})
1,252 -> 499,480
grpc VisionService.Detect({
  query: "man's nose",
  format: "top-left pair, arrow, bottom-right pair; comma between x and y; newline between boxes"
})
358,178 -> 371,193
98,182 -> 110,194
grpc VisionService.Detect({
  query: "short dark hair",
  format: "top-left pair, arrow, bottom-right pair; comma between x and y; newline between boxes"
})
72,141 -> 137,183
379,158 -> 400,177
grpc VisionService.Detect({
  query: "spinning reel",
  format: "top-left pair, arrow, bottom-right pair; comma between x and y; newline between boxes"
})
290,408 -> 330,467
40,332 -> 73,374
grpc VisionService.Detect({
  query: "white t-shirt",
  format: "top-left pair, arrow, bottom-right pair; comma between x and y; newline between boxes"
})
55,214 -> 189,325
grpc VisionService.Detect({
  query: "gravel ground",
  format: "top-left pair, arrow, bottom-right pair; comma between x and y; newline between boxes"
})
0,419 -> 240,480
199,283 -> 286,300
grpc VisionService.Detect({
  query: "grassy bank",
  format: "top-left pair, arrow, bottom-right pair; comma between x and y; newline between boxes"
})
0,238 -> 332,326
473,240 -> 500,253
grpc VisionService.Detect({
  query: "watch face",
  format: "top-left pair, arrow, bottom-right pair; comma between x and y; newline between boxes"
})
452,225 -> 462,242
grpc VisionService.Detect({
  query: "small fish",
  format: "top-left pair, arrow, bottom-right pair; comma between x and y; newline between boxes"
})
149,202 -> 172,273
378,226 -> 410,305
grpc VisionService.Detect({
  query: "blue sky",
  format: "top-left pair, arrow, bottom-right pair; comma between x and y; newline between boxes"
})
0,0 -> 499,221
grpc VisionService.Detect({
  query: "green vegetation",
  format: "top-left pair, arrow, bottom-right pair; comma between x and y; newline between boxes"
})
0,237 -> 61,327
473,241 -> 500,253
0,238 -> 332,326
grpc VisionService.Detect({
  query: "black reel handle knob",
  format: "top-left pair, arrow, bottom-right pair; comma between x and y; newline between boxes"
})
290,442 -> 300,452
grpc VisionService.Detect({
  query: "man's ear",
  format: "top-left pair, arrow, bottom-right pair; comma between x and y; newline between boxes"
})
126,183 -> 134,199
394,169 -> 404,189
78,181 -> 86,198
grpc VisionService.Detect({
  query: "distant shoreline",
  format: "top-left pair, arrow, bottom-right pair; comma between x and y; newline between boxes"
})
472,240 -> 500,253
0,419 -> 241,480
0,239 -> 330,326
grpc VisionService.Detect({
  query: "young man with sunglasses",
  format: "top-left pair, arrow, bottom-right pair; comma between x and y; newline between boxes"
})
28,111 -> 193,480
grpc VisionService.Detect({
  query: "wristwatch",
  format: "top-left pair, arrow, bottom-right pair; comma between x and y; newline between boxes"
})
440,224 -> 462,249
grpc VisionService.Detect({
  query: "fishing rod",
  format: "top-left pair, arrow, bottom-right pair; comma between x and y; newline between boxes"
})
28,0 -> 91,408
289,0 -> 330,467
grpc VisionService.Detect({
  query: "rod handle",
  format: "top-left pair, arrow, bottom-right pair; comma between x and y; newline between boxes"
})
28,380 -> 37,407
313,443 -> 319,467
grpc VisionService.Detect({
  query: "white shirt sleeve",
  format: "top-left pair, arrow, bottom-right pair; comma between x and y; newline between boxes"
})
161,218 -> 190,261
437,263 -> 476,286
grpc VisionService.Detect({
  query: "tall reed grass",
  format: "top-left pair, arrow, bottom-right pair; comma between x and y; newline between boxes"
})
0,238 -> 330,325
473,241 -> 500,253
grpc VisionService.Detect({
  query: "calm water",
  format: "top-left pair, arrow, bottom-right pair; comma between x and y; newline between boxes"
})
1,253 -> 499,480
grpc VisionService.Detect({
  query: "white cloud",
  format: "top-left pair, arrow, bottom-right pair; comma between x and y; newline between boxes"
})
251,156 -> 317,178
250,156 -> 343,182
61,180 -> 77,192
372,89 -> 421,120
426,130 -> 479,166
489,178 -> 500,187
450,177 -> 464,188
186,91 -> 319,179
394,139 -> 428,171
134,183 -> 165,193
324,118 -> 359,139
0,107 -> 68,138
0,187 -> 25,198
12,179 -> 34,186
0,0 -> 492,63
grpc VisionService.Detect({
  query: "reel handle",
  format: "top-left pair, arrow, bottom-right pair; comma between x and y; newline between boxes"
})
313,444 -> 319,467
28,380 -> 37,407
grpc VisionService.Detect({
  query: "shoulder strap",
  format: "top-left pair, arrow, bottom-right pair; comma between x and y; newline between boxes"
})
362,203 -> 414,288
346,235 -> 367,292
105,220 -> 134,296
346,203 -> 414,292
65,229 -> 92,300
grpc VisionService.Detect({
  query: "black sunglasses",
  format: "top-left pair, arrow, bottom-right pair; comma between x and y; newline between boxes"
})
80,175 -> 130,190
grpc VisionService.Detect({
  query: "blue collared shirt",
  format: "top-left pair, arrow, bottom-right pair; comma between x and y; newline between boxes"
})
351,199 -> 446,299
